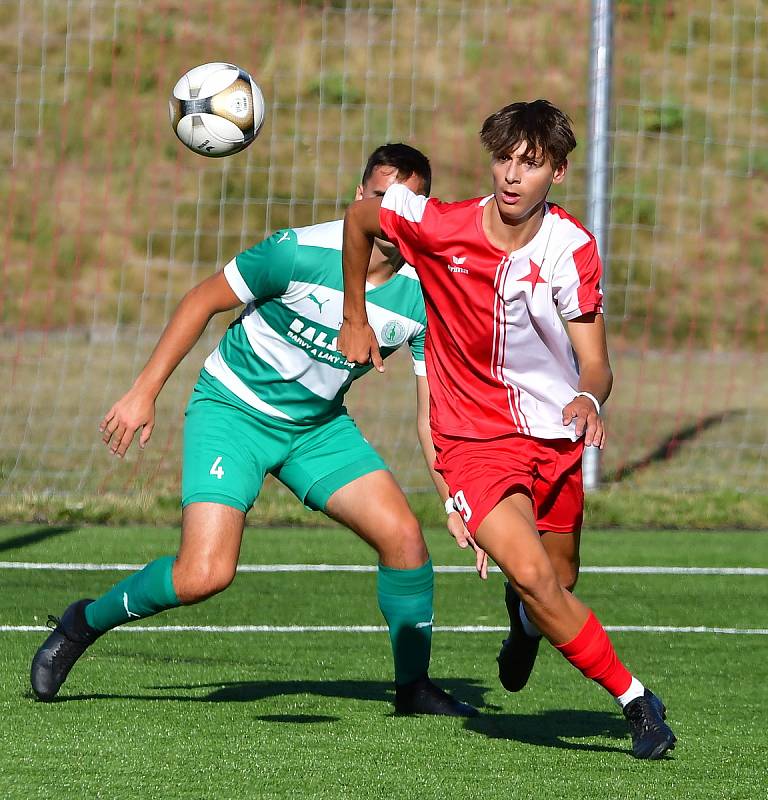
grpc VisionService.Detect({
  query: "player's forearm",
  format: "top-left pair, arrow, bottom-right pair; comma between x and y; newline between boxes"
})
566,313 -> 612,406
342,198 -> 380,323
415,376 -> 449,500
577,360 -> 613,406
132,286 -> 218,397
417,416 -> 451,503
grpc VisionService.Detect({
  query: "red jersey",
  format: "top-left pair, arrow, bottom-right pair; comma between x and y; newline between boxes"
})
380,185 -> 603,441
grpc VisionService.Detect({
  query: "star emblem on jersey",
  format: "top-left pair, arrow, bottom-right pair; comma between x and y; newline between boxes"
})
518,259 -> 547,293
381,320 -> 406,346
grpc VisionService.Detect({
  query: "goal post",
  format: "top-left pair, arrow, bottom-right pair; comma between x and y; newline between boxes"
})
583,0 -> 614,490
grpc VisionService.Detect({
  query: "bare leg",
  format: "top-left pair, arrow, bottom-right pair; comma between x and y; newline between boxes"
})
496,521 -> 581,689
30,501 -> 245,702
475,493 -> 588,645
324,470 -> 428,568
174,502 -> 246,603
540,528 -> 581,592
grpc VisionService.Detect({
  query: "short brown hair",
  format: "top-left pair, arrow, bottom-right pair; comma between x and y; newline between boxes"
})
480,99 -> 577,168
361,143 -> 432,196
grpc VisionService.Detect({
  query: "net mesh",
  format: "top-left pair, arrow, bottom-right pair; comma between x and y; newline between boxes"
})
1,0 -> 766,503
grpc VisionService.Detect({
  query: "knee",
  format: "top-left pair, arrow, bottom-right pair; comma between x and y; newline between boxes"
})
377,511 -> 428,566
509,559 -> 560,606
174,558 -> 236,604
399,513 -> 426,551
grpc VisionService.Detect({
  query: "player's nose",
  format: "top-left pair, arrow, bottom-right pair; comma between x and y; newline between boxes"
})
504,163 -> 521,183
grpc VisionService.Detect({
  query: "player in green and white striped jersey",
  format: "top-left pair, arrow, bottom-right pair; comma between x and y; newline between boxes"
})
202,217 -> 428,427
31,144 -> 477,717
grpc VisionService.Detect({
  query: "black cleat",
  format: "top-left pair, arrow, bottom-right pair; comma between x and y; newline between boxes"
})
497,581 -> 540,692
623,689 -> 677,759
30,599 -> 101,701
394,675 -> 478,717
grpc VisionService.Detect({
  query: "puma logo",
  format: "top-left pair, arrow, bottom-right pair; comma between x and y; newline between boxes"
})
123,592 -> 140,620
308,293 -> 329,313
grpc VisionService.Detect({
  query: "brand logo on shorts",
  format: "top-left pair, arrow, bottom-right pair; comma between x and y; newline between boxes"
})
381,320 -> 406,346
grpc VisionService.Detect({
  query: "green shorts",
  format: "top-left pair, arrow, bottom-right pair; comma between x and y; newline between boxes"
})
181,378 -> 389,513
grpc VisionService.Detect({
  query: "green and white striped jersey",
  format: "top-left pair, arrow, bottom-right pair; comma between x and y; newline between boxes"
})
203,219 -> 427,425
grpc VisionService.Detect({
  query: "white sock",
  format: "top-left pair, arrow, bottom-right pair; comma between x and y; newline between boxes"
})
518,603 -> 541,638
617,676 -> 645,708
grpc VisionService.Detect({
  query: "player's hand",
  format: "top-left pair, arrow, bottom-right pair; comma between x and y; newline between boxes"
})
562,395 -> 605,448
447,511 -> 488,580
99,387 -> 156,458
338,319 -> 384,373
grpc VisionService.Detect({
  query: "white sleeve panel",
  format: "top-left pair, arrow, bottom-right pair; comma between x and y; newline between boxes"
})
381,183 -> 429,222
223,258 -> 256,304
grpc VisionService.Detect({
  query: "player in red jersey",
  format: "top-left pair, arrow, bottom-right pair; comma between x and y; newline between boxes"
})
338,100 -> 677,760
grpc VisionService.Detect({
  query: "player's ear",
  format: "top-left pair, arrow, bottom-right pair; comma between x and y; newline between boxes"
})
354,184 -> 364,200
552,159 -> 568,184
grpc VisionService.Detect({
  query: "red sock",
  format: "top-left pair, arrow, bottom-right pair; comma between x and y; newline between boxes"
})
555,611 -> 633,698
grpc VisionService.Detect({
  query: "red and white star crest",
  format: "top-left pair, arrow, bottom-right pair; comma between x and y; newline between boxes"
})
518,259 -> 547,294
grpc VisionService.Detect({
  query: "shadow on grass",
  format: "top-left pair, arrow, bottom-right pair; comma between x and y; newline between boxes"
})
465,708 -> 630,754
191,677 -> 491,710
45,678 -> 484,709
0,525 -> 75,553
607,410 -> 740,482
42,678 -> 640,754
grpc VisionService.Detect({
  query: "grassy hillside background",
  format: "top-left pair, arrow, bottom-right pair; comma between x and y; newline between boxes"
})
1,0 -> 767,523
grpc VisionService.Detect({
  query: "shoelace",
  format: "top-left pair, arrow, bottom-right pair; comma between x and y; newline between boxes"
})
46,614 -> 61,631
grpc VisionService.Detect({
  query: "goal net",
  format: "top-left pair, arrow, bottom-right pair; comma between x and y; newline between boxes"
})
1,0 -> 765,510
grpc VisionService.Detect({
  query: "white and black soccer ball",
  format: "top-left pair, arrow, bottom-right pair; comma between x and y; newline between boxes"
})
169,62 -> 265,157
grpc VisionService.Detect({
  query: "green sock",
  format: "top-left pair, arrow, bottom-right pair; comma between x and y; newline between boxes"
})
84,555 -> 180,633
377,559 -> 434,685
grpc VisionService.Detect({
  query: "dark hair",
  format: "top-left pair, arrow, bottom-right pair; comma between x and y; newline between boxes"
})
480,100 -> 577,168
361,143 -> 432,196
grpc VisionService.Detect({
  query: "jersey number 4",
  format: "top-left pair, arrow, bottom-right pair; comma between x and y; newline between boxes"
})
209,456 -> 224,480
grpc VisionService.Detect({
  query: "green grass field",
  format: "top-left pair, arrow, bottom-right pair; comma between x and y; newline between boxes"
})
1,524 -> 767,799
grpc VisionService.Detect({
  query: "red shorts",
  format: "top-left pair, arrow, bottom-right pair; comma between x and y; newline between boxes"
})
433,432 -> 585,535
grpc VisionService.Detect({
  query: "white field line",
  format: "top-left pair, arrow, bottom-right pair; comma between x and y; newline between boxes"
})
2,624 -> 767,635
1,561 -> 766,576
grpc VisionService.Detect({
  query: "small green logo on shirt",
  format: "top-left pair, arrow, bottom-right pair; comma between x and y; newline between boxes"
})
381,320 -> 406,346
308,293 -> 329,314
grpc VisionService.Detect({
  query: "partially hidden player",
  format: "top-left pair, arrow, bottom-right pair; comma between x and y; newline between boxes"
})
30,144 -> 476,717
338,101 -> 677,759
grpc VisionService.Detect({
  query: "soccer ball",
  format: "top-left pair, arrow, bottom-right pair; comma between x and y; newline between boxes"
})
169,62 -> 265,157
